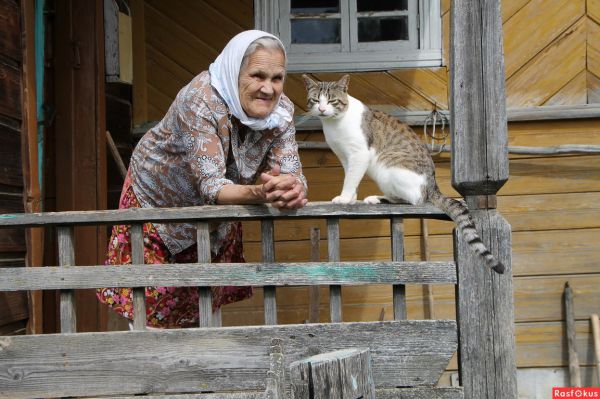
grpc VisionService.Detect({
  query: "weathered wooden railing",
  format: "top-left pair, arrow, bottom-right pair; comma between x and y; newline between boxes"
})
0,202 -> 465,398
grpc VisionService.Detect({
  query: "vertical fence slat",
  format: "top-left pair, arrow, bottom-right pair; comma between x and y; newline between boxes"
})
262,219 -> 277,325
309,227 -> 321,323
130,223 -> 146,330
197,222 -> 212,327
391,217 -> 406,320
327,218 -> 342,323
57,226 -> 76,333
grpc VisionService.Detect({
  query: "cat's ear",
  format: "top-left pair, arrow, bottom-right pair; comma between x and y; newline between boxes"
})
337,74 -> 350,91
302,74 -> 318,90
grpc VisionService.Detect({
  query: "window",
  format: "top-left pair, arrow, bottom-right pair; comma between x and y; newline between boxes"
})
255,0 -> 442,72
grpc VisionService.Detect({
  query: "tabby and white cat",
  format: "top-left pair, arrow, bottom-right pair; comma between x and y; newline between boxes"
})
303,74 -> 504,274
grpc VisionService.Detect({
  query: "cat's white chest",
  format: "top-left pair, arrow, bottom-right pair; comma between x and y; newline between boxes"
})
320,97 -> 370,163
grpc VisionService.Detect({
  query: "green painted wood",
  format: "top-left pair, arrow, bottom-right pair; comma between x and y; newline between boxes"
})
0,261 -> 457,291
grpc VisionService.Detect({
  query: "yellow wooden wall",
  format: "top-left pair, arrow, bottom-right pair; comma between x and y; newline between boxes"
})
137,0 -> 600,376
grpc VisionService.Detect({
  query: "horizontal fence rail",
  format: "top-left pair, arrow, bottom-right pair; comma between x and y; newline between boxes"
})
0,201 -> 449,228
0,261 -> 457,291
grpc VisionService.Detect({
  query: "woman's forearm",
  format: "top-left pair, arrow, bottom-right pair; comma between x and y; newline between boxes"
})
215,183 -> 266,205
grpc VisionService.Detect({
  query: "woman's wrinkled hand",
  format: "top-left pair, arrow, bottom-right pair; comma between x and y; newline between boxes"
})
260,165 -> 307,209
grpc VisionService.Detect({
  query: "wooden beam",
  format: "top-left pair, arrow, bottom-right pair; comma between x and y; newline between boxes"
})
450,1 -> 517,399
20,0 -> 43,335
0,202 -> 449,228
564,282 -> 582,387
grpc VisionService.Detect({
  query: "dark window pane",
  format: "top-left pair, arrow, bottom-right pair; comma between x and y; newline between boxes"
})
357,0 -> 407,12
358,16 -> 408,42
291,0 -> 339,14
292,19 -> 341,43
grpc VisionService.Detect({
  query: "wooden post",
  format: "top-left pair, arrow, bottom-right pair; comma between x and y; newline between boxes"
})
327,218 -> 342,323
197,222 -> 212,328
290,348 -> 375,399
450,1 -> 517,398
130,223 -> 146,330
57,226 -> 76,333
390,217 -> 406,320
591,313 -> 600,385
309,227 -> 321,323
262,219 -> 277,325
263,338 -> 285,399
564,282 -> 581,387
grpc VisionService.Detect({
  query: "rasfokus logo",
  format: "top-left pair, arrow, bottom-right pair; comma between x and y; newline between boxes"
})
553,388 -> 600,398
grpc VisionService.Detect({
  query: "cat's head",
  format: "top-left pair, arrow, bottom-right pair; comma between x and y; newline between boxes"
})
302,74 -> 350,118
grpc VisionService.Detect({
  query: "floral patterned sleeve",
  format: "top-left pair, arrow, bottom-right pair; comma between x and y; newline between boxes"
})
266,122 -> 308,191
178,102 -> 234,205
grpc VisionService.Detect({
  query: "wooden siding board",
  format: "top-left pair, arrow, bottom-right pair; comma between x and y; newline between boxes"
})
241,227 -> 600,277
506,18 -> 587,107
543,70 -> 588,105
501,0 -> 532,23
0,0 -> 21,62
0,291 -> 28,326
503,0 -> 585,78
387,69 -> 449,109
587,71 -> 600,102
587,42 -> 600,80
589,0 -> 600,25
0,62 -> 21,119
0,122 -> 22,187
145,5 -> 217,75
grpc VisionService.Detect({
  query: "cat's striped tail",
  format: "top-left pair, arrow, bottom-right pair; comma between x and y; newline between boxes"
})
428,186 -> 505,274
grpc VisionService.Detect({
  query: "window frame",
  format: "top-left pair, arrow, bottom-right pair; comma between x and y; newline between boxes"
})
254,0 -> 442,72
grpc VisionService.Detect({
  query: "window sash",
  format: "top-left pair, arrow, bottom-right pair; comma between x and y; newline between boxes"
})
255,0 -> 442,72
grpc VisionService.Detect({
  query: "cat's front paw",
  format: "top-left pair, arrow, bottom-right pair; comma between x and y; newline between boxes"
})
363,195 -> 382,204
331,194 -> 356,204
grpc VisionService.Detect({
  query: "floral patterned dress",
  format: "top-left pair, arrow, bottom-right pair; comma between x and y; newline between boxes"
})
96,171 -> 251,328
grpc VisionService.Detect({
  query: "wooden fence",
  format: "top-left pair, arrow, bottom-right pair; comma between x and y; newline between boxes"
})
0,202 -> 464,398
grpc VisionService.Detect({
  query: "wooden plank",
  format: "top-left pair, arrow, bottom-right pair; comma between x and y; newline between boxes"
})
131,0 -> 148,125
588,71 -> 600,103
0,261 -> 457,291
590,0 -> 600,25
0,320 -> 458,397
0,202 -> 448,228
0,122 -> 23,187
0,292 -> 28,326
57,226 -> 76,333
591,314 -> 600,384
0,0 -> 21,62
309,227 -> 321,323
241,191 -> 600,242
289,348 -> 375,399
90,387 -> 464,399
503,0 -> 585,78
507,18 -> 586,107
0,62 -> 21,120
262,219 -> 277,325
391,218 -> 406,320
543,70 -> 587,106
197,222 -> 212,328
564,282 -> 582,386
328,218 -> 342,323
242,226 -> 600,278
131,224 -> 146,330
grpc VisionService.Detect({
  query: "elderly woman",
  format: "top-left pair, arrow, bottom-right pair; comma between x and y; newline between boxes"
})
97,30 -> 307,328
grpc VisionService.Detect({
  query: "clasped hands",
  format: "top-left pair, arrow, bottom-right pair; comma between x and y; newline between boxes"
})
260,165 -> 307,209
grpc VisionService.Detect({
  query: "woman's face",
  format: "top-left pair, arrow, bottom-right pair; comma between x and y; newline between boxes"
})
238,48 -> 286,119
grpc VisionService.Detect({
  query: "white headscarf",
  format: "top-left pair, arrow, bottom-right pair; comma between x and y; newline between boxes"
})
209,30 -> 292,131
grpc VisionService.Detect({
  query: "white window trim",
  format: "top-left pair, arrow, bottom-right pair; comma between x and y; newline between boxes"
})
254,0 -> 442,72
